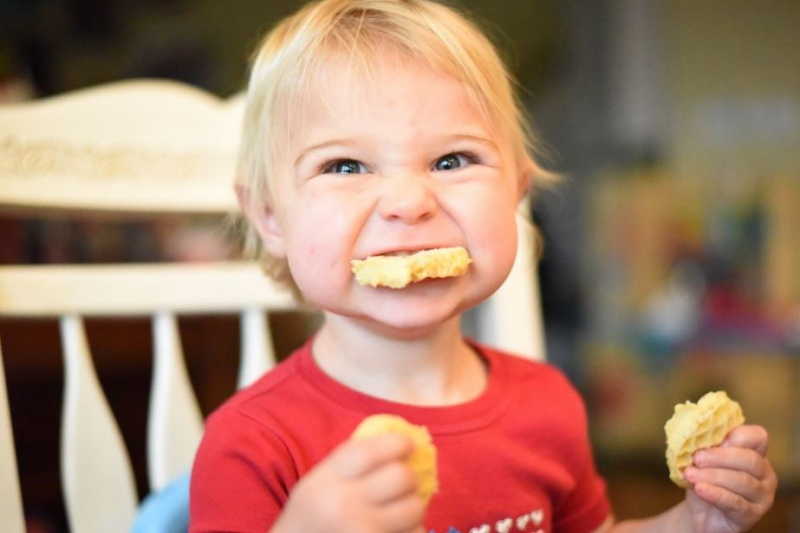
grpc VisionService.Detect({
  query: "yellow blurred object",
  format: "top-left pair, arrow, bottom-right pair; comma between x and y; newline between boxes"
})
351,247 -> 472,289
351,414 -> 438,505
664,391 -> 745,488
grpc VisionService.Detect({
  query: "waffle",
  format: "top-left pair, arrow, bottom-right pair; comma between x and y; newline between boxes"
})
664,391 -> 745,488
351,246 -> 472,289
351,414 -> 438,504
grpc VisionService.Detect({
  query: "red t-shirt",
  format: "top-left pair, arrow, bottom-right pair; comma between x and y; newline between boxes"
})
190,339 -> 610,533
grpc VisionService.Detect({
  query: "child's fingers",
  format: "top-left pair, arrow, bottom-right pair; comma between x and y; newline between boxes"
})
691,479 -> 763,521
721,424 -> 769,456
331,433 -> 414,479
362,460 -> 419,504
682,425 -> 777,529
686,448 -> 777,509
374,492 -> 426,533
693,446 -> 769,481
685,466 -> 762,505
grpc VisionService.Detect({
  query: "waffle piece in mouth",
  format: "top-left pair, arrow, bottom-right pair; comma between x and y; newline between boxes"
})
350,246 -> 472,289
664,390 -> 745,488
351,414 -> 438,505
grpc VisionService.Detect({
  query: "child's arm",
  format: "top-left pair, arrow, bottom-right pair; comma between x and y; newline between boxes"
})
597,425 -> 777,533
271,432 -> 426,533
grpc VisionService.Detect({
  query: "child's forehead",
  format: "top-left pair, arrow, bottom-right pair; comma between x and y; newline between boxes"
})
267,42 -> 515,160
287,48 -> 485,119
303,47 -> 432,93
318,53 -> 436,94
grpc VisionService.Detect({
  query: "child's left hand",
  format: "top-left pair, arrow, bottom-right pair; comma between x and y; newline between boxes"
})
682,424 -> 777,532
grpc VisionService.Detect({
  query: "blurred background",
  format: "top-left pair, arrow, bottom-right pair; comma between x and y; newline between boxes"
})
1,0 -> 798,531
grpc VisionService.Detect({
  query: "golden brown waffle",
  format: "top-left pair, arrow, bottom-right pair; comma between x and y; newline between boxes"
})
351,414 -> 438,504
664,391 -> 745,488
351,246 -> 472,289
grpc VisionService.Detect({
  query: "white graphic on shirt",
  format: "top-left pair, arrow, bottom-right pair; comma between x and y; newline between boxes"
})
495,517 -> 513,532
434,507 -> 546,533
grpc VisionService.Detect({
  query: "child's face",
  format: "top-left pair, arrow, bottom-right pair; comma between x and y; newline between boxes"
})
255,52 -> 524,337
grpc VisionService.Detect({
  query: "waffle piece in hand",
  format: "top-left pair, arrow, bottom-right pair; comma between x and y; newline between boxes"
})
351,246 -> 472,289
351,414 -> 438,505
665,391 -> 745,488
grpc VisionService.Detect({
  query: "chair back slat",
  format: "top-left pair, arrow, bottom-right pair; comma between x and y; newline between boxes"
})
0,262 -> 294,317
60,315 -> 139,533
148,312 -> 204,492
237,307 -> 277,389
0,341 -> 26,533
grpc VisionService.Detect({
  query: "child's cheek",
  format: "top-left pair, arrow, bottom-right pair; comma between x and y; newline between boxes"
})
295,241 -> 342,279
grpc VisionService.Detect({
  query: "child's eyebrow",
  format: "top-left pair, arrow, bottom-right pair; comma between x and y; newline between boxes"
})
444,134 -> 500,151
292,138 -> 357,170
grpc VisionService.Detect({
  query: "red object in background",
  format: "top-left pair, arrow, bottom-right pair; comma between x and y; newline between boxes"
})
703,284 -> 783,343
704,284 -> 756,321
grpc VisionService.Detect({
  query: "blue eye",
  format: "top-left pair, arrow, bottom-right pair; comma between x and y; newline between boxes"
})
325,160 -> 368,174
434,153 -> 474,171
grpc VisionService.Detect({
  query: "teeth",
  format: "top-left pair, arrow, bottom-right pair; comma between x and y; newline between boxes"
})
370,250 -> 419,258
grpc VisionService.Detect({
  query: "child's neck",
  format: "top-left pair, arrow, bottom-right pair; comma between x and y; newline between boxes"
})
311,315 -> 488,406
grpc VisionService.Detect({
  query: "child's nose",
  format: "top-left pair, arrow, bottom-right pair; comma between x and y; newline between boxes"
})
377,174 -> 437,224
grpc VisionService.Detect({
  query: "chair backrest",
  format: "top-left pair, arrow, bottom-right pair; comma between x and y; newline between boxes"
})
0,80 -> 298,533
0,79 -> 544,533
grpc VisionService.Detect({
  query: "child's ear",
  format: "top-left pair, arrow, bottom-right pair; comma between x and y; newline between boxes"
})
235,183 -> 287,258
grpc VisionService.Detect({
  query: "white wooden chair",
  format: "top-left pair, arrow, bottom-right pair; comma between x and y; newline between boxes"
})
0,79 -> 545,533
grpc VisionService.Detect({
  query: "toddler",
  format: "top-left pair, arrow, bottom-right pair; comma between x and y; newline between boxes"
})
189,1 -> 776,531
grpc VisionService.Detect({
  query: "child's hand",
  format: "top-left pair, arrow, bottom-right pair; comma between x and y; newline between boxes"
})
272,432 -> 425,533
682,425 -> 777,532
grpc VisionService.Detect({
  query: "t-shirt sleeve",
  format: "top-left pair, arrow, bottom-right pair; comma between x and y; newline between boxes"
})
550,374 -> 612,533
552,453 -> 611,532
189,408 -> 295,533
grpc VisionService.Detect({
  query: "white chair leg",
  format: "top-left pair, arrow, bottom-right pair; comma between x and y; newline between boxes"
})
0,340 -> 25,533
60,315 -> 138,533
148,312 -> 204,492
237,307 -> 276,389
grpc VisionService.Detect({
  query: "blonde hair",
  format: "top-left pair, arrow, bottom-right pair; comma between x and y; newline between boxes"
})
236,0 -> 553,295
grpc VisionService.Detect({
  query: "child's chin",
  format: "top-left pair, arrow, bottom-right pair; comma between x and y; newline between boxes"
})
361,301 -> 471,335
367,319 -> 455,339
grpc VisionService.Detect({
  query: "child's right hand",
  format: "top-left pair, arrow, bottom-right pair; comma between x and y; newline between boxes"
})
271,432 -> 426,533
